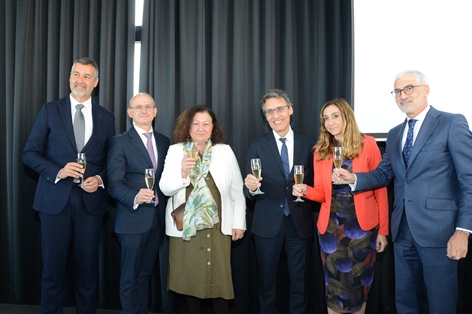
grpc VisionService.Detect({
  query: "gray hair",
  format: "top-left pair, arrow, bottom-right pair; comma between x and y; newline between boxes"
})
394,70 -> 428,85
71,57 -> 99,79
260,89 -> 293,113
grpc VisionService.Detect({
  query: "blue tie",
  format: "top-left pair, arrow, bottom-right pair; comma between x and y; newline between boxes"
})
279,138 -> 290,216
403,119 -> 417,166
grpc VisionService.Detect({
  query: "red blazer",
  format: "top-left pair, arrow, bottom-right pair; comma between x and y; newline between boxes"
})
304,135 -> 389,235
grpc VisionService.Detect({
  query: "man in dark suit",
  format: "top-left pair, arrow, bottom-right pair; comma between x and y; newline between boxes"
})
107,93 -> 170,314
244,89 -> 316,314
22,57 -> 116,314
335,70 -> 472,314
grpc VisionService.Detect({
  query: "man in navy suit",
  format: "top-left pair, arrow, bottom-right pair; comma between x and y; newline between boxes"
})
335,70 -> 472,314
244,89 -> 316,314
23,57 -> 116,314
107,93 -> 170,314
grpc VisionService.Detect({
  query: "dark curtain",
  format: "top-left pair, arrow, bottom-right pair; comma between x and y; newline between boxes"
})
140,0 -> 353,165
0,0 -> 134,310
3,0 -> 471,313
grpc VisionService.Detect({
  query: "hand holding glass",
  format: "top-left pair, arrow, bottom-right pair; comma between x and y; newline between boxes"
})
144,168 -> 155,204
293,165 -> 305,202
333,147 -> 343,184
76,153 -> 87,186
250,158 -> 264,195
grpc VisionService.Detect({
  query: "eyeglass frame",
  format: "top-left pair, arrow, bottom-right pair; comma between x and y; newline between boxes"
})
129,105 -> 156,111
264,105 -> 289,116
391,85 -> 425,98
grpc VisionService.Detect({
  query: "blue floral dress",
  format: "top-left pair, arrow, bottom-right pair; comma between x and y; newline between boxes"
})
318,159 -> 378,313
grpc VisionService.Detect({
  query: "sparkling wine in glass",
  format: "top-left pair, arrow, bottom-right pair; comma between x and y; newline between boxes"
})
333,147 -> 343,184
293,165 -> 305,202
250,158 -> 264,195
189,142 -> 199,159
144,168 -> 155,204
76,153 -> 87,186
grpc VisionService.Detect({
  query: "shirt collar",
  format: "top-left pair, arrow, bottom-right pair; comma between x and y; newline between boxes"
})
272,127 -> 294,143
69,94 -> 92,111
134,124 -> 154,135
408,105 -> 430,123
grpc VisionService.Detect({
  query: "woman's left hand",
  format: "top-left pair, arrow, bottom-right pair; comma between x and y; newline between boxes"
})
376,234 -> 388,252
232,229 -> 245,241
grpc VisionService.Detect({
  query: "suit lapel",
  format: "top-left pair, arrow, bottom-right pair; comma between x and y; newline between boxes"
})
408,107 -> 439,167
265,132 -> 286,178
84,101 -> 103,151
128,127 -> 154,169
58,97 -> 77,152
154,130 -> 166,171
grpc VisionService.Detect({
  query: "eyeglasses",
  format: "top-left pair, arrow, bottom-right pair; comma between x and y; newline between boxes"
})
130,105 -> 155,111
391,85 -> 425,98
264,105 -> 289,116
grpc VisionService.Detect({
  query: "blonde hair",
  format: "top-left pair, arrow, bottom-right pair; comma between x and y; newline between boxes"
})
315,98 -> 364,161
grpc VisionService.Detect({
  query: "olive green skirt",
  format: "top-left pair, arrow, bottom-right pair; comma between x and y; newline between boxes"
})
168,172 -> 234,299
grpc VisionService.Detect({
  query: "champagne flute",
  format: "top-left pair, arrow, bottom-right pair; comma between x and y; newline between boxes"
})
250,158 -> 264,195
189,142 -> 201,174
189,142 -> 199,159
293,165 -> 305,202
144,168 -> 155,204
333,147 -> 343,184
76,153 -> 87,186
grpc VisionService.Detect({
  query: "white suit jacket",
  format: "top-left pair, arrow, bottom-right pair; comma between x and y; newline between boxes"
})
159,143 -> 246,237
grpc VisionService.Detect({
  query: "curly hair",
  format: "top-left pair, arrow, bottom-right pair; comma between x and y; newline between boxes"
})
173,105 -> 225,144
315,98 -> 364,161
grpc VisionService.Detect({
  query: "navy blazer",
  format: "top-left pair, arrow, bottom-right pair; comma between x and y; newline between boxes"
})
23,96 -> 116,216
244,130 -> 316,239
356,106 -> 472,247
107,126 -> 170,235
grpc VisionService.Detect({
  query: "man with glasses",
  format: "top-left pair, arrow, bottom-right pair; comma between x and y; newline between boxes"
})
107,93 -> 170,313
334,70 -> 472,314
244,89 -> 316,314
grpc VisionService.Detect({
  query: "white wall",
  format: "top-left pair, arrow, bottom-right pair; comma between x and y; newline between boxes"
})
353,1 -> 472,134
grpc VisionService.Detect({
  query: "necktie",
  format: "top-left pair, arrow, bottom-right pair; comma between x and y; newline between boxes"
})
74,104 -> 85,152
279,138 -> 290,179
402,119 -> 417,166
279,138 -> 290,216
143,132 -> 157,170
143,132 -> 158,206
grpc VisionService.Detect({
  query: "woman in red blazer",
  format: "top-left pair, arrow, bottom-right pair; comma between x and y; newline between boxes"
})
293,99 -> 388,314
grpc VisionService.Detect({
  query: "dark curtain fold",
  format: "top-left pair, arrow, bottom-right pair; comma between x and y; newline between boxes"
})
0,0 -> 134,309
140,0 -> 353,165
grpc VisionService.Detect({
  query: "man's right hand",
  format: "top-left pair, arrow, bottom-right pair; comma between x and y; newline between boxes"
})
333,168 -> 356,184
58,162 -> 85,180
244,174 -> 262,192
135,188 -> 155,204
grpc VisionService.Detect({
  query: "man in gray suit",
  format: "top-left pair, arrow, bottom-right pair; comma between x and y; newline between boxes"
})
107,93 -> 170,314
335,70 -> 472,314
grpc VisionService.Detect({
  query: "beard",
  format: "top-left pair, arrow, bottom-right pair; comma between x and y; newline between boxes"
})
71,84 -> 92,99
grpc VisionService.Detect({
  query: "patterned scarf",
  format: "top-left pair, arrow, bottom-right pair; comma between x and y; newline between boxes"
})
182,139 -> 219,241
